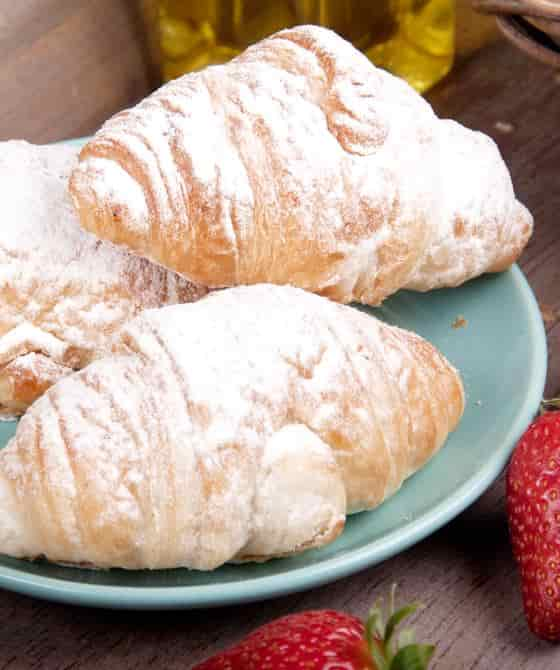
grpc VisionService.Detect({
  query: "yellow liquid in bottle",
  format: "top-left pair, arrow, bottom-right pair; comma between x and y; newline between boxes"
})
368,0 -> 455,93
150,0 -> 454,93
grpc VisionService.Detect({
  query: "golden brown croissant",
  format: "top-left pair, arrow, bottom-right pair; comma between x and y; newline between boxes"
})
70,25 -> 532,305
0,141 -> 207,417
0,285 -> 464,570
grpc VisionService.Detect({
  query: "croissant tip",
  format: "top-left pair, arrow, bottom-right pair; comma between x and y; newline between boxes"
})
70,155 -> 151,250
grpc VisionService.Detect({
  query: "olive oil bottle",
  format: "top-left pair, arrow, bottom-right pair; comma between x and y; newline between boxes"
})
143,0 -> 455,93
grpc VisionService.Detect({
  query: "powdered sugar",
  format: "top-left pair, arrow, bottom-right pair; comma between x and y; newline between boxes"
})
79,157 -> 150,234
0,284 -> 464,569
12,352 -> 69,384
405,120 -> 533,290
0,141 -> 207,413
0,324 -> 70,366
71,25 -> 531,305
71,25 -> 439,299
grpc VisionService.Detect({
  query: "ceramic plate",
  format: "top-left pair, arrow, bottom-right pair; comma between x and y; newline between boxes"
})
0,261 -> 546,609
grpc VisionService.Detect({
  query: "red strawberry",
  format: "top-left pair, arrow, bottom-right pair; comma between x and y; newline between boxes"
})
507,406 -> 560,641
194,588 -> 434,669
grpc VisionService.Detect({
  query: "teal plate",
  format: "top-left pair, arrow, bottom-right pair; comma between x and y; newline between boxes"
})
0,266 -> 547,609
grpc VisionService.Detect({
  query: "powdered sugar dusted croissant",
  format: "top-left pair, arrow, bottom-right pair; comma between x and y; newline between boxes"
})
70,25 -> 532,305
0,285 -> 464,570
0,141 -> 207,417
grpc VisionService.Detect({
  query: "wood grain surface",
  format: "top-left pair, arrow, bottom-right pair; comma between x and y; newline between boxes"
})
0,1 -> 560,668
0,1 -> 152,142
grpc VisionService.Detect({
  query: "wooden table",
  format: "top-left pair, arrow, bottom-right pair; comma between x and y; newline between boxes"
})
1,2 -> 559,668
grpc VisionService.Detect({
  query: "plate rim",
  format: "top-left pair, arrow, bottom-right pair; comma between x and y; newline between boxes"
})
0,264 -> 547,609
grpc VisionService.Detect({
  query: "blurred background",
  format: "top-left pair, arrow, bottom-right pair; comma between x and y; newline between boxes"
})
0,1 -> 500,142
141,0 -> 456,92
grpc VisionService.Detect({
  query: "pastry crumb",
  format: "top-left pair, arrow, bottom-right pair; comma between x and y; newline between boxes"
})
452,315 -> 467,330
494,121 -> 514,134
539,302 -> 558,325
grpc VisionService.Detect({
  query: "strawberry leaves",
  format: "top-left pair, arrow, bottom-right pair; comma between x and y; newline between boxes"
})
194,587 -> 434,669
365,586 -> 434,670
390,645 -> 435,670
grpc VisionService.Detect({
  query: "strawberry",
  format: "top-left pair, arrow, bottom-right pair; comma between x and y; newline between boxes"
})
507,405 -> 560,641
193,587 -> 434,669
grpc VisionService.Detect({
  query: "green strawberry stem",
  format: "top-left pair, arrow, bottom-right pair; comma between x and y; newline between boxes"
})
365,586 -> 435,670
540,397 -> 560,414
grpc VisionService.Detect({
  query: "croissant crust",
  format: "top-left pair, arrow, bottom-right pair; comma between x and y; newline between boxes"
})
0,141 -> 207,416
0,285 -> 464,570
70,25 -> 532,305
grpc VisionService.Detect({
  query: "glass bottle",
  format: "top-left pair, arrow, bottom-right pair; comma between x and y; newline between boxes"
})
143,0 -> 455,93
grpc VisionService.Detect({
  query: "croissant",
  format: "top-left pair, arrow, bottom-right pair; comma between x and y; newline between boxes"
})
0,141 -> 207,417
0,284 -> 464,570
70,25 -> 532,306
